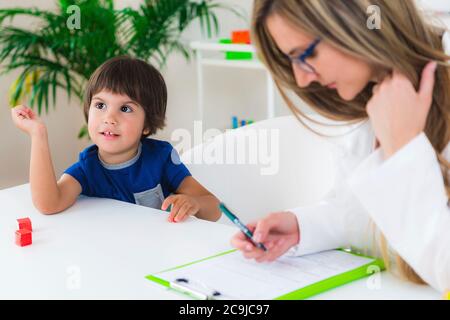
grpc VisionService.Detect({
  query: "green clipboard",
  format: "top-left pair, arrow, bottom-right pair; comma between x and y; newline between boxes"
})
146,249 -> 385,300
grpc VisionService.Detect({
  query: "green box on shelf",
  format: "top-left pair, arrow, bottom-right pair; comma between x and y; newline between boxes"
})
219,39 -> 253,60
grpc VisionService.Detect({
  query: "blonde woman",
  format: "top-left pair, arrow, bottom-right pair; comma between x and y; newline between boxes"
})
231,0 -> 450,292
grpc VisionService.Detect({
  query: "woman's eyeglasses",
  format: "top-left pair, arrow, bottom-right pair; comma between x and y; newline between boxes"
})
287,38 -> 321,74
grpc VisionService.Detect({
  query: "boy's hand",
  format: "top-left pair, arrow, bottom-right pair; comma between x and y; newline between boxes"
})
161,194 -> 200,223
11,105 -> 46,137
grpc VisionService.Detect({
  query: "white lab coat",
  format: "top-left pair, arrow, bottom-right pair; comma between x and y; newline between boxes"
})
288,32 -> 450,292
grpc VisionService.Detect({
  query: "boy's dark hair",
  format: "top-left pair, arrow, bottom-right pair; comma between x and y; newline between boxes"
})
83,56 -> 167,137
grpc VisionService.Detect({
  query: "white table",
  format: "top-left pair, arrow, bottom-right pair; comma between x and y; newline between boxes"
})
0,184 -> 441,300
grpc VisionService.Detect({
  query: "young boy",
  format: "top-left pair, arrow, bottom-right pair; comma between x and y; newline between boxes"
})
11,56 -> 221,223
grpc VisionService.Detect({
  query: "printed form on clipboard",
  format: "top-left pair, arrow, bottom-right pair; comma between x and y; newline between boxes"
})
146,249 -> 385,300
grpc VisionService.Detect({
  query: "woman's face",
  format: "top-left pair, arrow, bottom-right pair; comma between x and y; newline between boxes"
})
266,14 -> 376,101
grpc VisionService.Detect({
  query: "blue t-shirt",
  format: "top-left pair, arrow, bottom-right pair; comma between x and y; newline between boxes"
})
64,138 -> 191,209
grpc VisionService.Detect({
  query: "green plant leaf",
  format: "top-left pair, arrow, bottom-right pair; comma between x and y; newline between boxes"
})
77,124 -> 89,139
0,0 -> 241,136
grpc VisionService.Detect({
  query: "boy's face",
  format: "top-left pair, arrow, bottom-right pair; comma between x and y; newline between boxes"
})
88,90 -> 149,160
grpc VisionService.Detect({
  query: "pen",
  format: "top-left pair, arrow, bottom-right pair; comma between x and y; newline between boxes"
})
219,203 -> 268,252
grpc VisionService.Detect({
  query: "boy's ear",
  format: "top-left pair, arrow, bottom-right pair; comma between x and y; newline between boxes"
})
143,128 -> 150,135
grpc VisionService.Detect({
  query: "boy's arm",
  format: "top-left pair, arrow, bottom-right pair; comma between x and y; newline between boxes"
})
11,105 -> 81,214
162,176 -> 221,222
30,126 -> 82,214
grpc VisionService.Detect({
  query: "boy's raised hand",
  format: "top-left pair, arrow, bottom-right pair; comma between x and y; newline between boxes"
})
161,194 -> 200,223
11,105 -> 45,136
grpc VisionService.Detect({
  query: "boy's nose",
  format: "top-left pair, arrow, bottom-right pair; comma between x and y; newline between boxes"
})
103,118 -> 117,125
103,114 -> 117,125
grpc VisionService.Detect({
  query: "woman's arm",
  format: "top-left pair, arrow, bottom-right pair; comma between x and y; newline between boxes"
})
348,133 -> 450,292
231,121 -> 377,262
286,191 -> 370,256
358,60 -> 449,291
285,121 -> 376,257
230,185 -> 373,262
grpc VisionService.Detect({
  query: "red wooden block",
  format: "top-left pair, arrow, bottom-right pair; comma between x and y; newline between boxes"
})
231,30 -> 251,44
17,217 -> 32,231
15,229 -> 32,247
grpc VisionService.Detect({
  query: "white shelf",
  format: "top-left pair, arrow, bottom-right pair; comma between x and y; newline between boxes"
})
201,58 -> 265,70
189,40 -> 276,123
190,41 -> 256,53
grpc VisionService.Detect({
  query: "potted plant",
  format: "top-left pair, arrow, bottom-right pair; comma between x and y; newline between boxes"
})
0,0 -> 241,137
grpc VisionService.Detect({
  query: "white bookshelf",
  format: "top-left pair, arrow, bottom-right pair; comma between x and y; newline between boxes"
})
189,41 -> 276,125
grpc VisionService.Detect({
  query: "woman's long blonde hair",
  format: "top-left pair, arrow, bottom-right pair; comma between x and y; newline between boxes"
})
252,0 -> 450,284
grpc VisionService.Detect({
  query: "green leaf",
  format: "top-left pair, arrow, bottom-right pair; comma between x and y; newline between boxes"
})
77,124 -> 89,139
0,0 -> 240,137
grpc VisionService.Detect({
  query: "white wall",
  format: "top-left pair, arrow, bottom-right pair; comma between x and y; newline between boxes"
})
418,0 -> 450,11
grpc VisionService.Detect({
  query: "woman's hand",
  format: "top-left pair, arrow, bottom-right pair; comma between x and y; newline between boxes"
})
230,211 -> 300,263
162,194 -> 200,223
11,105 -> 46,137
367,61 -> 437,159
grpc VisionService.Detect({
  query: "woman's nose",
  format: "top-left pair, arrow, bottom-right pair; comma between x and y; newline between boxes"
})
293,64 -> 319,88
